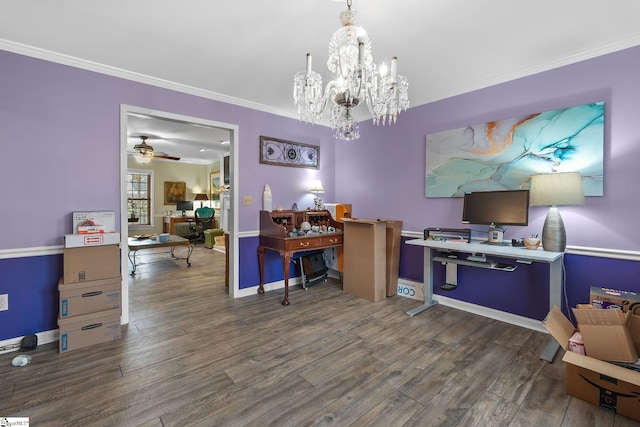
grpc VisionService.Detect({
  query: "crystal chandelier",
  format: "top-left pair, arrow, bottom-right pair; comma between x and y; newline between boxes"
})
293,0 -> 409,141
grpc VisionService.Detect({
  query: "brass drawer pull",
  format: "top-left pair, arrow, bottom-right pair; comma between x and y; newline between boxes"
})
299,242 -> 310,247
329,239 -> 338,244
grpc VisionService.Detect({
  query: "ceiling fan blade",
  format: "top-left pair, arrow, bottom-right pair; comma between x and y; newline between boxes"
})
154,154 -> 181,161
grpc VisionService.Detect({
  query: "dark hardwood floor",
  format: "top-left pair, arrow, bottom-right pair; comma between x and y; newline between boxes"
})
1,244 -> 638,426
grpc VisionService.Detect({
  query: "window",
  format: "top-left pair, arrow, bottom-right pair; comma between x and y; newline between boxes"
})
127,169 -> 154,227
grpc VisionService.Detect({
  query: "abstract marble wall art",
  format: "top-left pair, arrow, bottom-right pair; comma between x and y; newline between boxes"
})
425,102 -> 604,198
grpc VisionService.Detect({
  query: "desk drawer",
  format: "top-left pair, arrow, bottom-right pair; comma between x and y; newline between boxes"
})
283,234 -> 343,251
320,235 -> 343,246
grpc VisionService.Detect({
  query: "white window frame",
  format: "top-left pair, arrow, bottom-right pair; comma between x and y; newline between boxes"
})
127,168 -> 154,230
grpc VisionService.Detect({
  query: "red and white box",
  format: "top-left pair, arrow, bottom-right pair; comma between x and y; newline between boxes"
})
73,211 -> 116,234
65,232 -> 121,248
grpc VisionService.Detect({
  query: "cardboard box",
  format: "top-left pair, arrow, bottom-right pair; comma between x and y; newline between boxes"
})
343,218 -> 387,302
544,306 -> 640,421
63,245 -> 120,284
58,276 -> 121,318
629,311 -> 640,354
58,308 -> 121,353
544,306 -> 637,362
572,307 -> 638,362
590,286 -> 640,312
64,232 -> 121,248
563,351 -> 640,422
385,220 -> 402,297
72,211 -> 116,234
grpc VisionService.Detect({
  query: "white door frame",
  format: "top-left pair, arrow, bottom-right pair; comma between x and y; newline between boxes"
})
119,104 -> 239,324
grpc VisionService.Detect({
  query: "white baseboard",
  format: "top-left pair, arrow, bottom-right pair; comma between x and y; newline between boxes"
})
432,294 -> 546,333
235,277 -> 303,298
0,329 -> 59,354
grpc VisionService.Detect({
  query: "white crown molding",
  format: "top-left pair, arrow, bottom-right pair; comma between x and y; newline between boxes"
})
0,38 -> 299,121
5,36 -> 640,124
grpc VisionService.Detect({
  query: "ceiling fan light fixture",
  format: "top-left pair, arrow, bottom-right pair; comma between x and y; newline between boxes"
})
135,151 -> 153,164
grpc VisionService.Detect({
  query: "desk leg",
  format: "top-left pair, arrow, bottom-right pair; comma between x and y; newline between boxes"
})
257,247 -> 265,295
281,252 -> 292,306
128,248 -> 137,276
406,246 -> 439,316
541,257 -> 563,362
185,243 -> 193,267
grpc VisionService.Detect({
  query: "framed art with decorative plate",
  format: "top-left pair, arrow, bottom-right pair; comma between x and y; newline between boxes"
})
259,136 -> 319,169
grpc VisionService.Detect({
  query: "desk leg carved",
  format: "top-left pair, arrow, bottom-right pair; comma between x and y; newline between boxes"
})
281,251 -> 292,306
128,249 -> 137,276
185,243 -> 193,267
257,246 -> 265,295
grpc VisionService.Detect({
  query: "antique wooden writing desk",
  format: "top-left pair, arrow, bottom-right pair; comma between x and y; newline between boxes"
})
257,210 -> 343,305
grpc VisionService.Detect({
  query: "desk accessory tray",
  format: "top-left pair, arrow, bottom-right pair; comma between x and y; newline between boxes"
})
424,227 -> 471,243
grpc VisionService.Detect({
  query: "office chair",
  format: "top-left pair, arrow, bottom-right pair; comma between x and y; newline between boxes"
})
193,206 -> 215,242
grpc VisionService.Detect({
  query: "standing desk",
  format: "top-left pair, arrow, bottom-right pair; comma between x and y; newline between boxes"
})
405,238 -> 563,362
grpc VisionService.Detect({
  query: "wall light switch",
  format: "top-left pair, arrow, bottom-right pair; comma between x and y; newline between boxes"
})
243,196 -> 252,206
0,294 -> 8,311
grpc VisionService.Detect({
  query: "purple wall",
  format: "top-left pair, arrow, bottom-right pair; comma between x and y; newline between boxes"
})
1,45 -> 640,340
0,50 -> 337,250
335,46 -> 640,252
0,49 -> 337,339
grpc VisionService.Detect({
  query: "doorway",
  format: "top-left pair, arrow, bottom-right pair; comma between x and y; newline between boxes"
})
119,105 -> 239,324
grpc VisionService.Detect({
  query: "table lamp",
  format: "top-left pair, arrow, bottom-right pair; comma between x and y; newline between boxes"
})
194,193 -> 209,208
529,172 -> 584,252
309,180 -> 325,210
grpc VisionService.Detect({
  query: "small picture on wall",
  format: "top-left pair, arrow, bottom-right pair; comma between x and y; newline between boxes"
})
210,172 -> 220,200
259,136 -> 319,169
164,181 -> 186,205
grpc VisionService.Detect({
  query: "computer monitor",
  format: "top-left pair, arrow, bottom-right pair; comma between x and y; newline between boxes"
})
176,200 -> 193,217
462,190 -> 530,243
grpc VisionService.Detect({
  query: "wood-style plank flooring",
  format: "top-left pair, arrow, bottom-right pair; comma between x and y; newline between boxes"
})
1,244 -> 638,426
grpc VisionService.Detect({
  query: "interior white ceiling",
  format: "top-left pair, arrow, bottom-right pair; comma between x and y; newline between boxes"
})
2,0 -> 640,163
126,113 -> 230,165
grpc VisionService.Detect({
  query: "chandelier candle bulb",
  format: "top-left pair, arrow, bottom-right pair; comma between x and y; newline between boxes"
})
391,57 -> 397,81
306,53 -> 312,74
380,62 -> 388,77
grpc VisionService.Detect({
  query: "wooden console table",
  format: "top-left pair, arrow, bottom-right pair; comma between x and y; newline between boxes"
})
257,210 -> 343,305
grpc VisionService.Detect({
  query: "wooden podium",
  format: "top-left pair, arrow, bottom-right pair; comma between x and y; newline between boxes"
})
342,218 -> 387,302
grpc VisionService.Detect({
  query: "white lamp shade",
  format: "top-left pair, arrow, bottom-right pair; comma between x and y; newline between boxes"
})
529,172 -> 585,206
310,179 -> 325,193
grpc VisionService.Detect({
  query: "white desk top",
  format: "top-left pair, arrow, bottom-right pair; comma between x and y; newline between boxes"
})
405,238 -> 563,263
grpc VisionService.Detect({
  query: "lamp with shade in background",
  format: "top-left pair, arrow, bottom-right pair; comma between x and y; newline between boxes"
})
309,180 -> 325,210
194,193 -> 209,208
529,172 -> 585,252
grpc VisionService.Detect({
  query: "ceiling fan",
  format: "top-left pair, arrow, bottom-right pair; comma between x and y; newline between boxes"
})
132,135 -> 180,162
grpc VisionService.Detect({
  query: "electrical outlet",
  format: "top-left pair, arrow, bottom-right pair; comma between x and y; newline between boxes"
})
243,196 -> 252,206
0,294 -> 8,311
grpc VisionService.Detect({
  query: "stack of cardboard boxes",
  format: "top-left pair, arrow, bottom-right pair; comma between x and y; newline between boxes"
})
543,286 -> 640,421
57,212 -> 122,353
